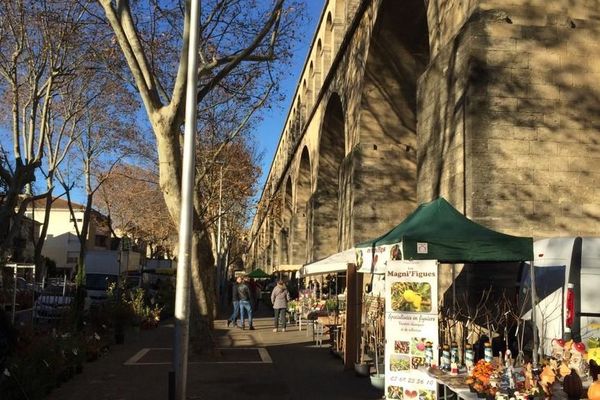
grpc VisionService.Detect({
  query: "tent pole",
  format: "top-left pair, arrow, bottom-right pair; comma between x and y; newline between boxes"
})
529,260 -> 538,366
452,264 -> 456,315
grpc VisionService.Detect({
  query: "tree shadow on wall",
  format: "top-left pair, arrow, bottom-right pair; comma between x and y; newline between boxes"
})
420,5 -> 600,235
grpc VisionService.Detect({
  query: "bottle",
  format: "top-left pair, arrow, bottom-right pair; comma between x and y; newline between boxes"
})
450,341 -> 459,364
441,344 -> 451,371
425,342 -> 434,367
484,342 -> 493,363
465,344 -> 474,372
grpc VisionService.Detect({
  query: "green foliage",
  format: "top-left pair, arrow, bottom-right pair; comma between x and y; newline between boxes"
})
107,282 -> 163,328
287,300 -> 298,312
152,279 -> 175,318
0,310 -> 113,399
325,298 -> 337,312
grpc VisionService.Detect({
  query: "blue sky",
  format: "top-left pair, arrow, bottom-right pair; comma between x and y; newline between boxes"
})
253,1 -> 324,193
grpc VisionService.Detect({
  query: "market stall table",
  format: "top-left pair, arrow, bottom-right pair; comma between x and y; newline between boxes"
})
426,369 -> 588,400
425,369 -> 476,400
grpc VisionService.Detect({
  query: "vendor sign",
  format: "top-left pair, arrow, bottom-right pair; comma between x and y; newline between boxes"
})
385,259 -> 438,400
356,245 -> 391,274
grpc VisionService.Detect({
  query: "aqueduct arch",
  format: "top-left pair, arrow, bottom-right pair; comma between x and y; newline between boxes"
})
291,147 -> 311,264
311,93 -> 346,261
249,0 -> 600,274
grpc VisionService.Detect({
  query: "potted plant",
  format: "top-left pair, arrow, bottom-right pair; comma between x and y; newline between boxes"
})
325,298 -> 337,314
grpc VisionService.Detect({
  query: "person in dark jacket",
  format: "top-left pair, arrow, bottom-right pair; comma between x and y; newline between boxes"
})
237,277 -> 255,330
226,276 -> 242,327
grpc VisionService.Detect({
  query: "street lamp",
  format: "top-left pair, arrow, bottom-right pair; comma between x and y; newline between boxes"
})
172,0 -> 200,398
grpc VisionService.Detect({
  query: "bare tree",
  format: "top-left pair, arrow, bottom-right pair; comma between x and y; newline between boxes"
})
0,0 -> 94,259
54,73 -> 138,319
32,68 -> 103,275
94,0 -> 302,350
98,163 -> 178,257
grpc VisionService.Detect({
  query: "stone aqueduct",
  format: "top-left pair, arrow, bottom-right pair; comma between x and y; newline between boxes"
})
247,0 -> 600,274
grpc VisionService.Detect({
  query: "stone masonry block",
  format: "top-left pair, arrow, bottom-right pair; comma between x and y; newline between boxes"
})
487,138 -> 531,155
547,157 -> 575,172
486,50 -> 530,69
514,156 -> 551,171
582,202 -> 600,219
529,140 -> 558,155
558,142 -> 588,156
488,96 -> 519,111
569,156 -> 600,173
470,139 -> 488,154
527,84 -> 561,100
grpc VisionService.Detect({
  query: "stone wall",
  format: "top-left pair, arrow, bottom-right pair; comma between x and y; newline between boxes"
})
418,3 -> 600,239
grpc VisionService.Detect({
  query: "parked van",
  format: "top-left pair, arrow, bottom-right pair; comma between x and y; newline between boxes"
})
85,250 -> 141,304
521,237 -> 600,355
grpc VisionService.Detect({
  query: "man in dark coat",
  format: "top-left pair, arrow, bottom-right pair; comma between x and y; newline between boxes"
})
226,276 -> 241,327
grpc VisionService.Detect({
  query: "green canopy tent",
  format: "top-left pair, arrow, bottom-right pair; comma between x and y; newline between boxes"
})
356,197 -> 533,263
247,268 -> 271,279
355,197 -> 538,362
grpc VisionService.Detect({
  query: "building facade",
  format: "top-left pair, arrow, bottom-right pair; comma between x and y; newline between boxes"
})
248,0 -> 600,281
27,198 -> 112,273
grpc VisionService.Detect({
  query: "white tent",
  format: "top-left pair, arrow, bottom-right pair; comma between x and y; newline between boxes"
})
274,264 -> 303,273
299,248 -> 356,277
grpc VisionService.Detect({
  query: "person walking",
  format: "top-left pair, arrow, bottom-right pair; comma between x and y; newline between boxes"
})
237,277 -> 255,330
226,276 -> 241,327
271,280 -> 290,332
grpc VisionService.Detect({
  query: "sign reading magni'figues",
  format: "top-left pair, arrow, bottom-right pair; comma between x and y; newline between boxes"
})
385,260 -> 439,400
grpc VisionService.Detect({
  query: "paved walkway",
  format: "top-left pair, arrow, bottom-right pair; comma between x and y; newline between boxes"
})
46,312 -> 383,400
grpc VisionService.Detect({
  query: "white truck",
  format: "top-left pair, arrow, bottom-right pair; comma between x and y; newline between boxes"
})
522,237 -> 600,355
85,250 -> 141,304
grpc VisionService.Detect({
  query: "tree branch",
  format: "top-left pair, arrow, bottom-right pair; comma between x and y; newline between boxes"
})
98,0 -> 161,113
195,0 -> 283,105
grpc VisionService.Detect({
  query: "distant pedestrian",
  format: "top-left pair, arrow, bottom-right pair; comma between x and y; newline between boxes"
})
271,280 -> 290,332
226,276 -> 242,327
237,277 -> 255,330
248,278 -> 260,311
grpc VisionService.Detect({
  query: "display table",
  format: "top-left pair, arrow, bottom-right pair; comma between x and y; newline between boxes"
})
426,370 -> 476,400
426,369 -> 583,400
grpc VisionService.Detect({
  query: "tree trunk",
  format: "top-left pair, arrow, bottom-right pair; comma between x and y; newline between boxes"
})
154,117 -> 219,354
0,164 -> 37,257
34,188 -> 54,278
189,223 -> 218,357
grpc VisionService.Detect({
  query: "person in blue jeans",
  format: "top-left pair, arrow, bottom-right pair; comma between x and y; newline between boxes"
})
237,277 -> 255,330
226,276 -> 241,327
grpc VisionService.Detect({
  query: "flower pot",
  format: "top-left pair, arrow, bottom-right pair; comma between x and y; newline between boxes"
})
354,362 -> 371,377
370,373 -> 385,390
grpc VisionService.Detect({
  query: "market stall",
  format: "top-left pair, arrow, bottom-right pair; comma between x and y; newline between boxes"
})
299,249 -> 359,368
355,197 -> 538,399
